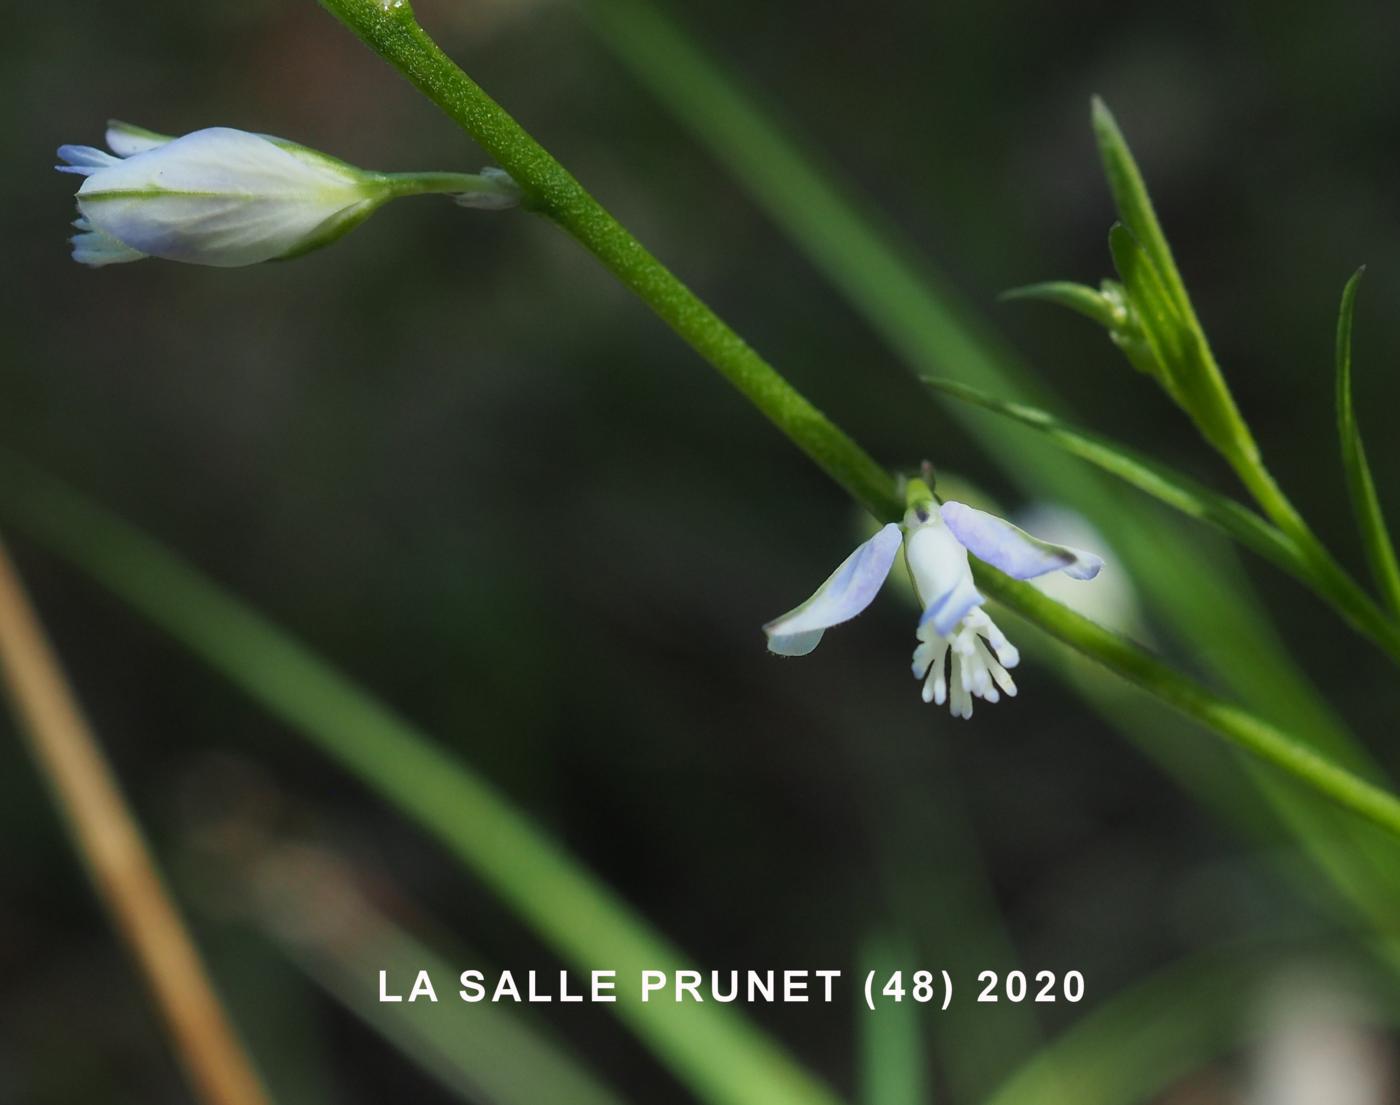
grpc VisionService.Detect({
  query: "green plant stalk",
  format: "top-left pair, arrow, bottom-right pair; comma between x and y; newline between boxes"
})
378,170 -> 518,200
310,0 -> 1400,840
973,566 -> 1400,837
320,0 -> 895,522
1228,460 -> 1394,652
924,376 -> 1400,662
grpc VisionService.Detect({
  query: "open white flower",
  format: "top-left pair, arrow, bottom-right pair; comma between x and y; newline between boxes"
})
56,121 -> 518,268
763,480 -> 1103,717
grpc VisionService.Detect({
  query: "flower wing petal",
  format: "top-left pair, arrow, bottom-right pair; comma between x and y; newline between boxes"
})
941,500 -> 1103,581
105,120 -> 174,157
918,572 -> 985,637
70,220 -> 147,266
56,144 -> 121,176
763,523 -> 901,656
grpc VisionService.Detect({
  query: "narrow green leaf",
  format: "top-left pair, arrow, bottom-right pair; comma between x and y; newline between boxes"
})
1094,107 -> 1252,461
922,376 -> 1300,574
999,281 -> 1118,329
1091,97 -> 1195,325
1335,268 -> 1400,617
1105,225 -> 1244,457
1106,223 -> 1189,394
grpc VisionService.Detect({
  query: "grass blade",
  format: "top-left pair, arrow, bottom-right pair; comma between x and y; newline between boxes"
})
1335,268 -> 1400,617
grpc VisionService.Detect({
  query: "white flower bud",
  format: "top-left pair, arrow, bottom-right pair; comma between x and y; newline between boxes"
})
57,122 -> 519,268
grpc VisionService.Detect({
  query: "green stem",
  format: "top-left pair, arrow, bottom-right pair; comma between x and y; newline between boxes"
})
378,170 -> 518,200
1234,455 -> 1400,660
313,0 -> 1400,840
974,567 -> 1400,839
322,0 -> 897,520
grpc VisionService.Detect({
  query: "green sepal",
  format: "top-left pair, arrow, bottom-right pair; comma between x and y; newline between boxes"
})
106,119 -> 175,147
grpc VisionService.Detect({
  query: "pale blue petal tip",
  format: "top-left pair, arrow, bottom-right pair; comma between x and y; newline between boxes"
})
761,522 -> 901,653
766,628 -> 825,657
69,229 -> 146,267
919,577 -> 985,637
1064,553 -> 1104,581
56,144 -> 119,175
941,500 -> 1103,582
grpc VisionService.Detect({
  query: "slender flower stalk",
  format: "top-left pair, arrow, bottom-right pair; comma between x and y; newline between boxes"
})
317,0 -> 898,519
0,541 -> 271,1105
305,0 -> 1400,839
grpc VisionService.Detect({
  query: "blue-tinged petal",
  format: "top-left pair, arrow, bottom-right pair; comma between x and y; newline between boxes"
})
941,500 -> 1104,581
763,523 -> 901,656
766,628 -> 826,658
917,571 -> 984,637
904,517 -> 986,636
56,144 -> 120,175
70,224 -> 147,267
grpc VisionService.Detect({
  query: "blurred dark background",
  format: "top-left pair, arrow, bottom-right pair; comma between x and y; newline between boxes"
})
4,0 -> 1400,1101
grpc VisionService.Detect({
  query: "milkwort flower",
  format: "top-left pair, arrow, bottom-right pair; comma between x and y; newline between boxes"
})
56,121 -> 519,268
763,479 -> 1104,717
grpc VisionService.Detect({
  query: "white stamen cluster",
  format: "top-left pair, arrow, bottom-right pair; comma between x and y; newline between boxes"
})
912,608 -> 1019,719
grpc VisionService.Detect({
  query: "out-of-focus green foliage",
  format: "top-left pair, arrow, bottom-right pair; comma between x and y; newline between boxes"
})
8,0 -> 1400,1101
